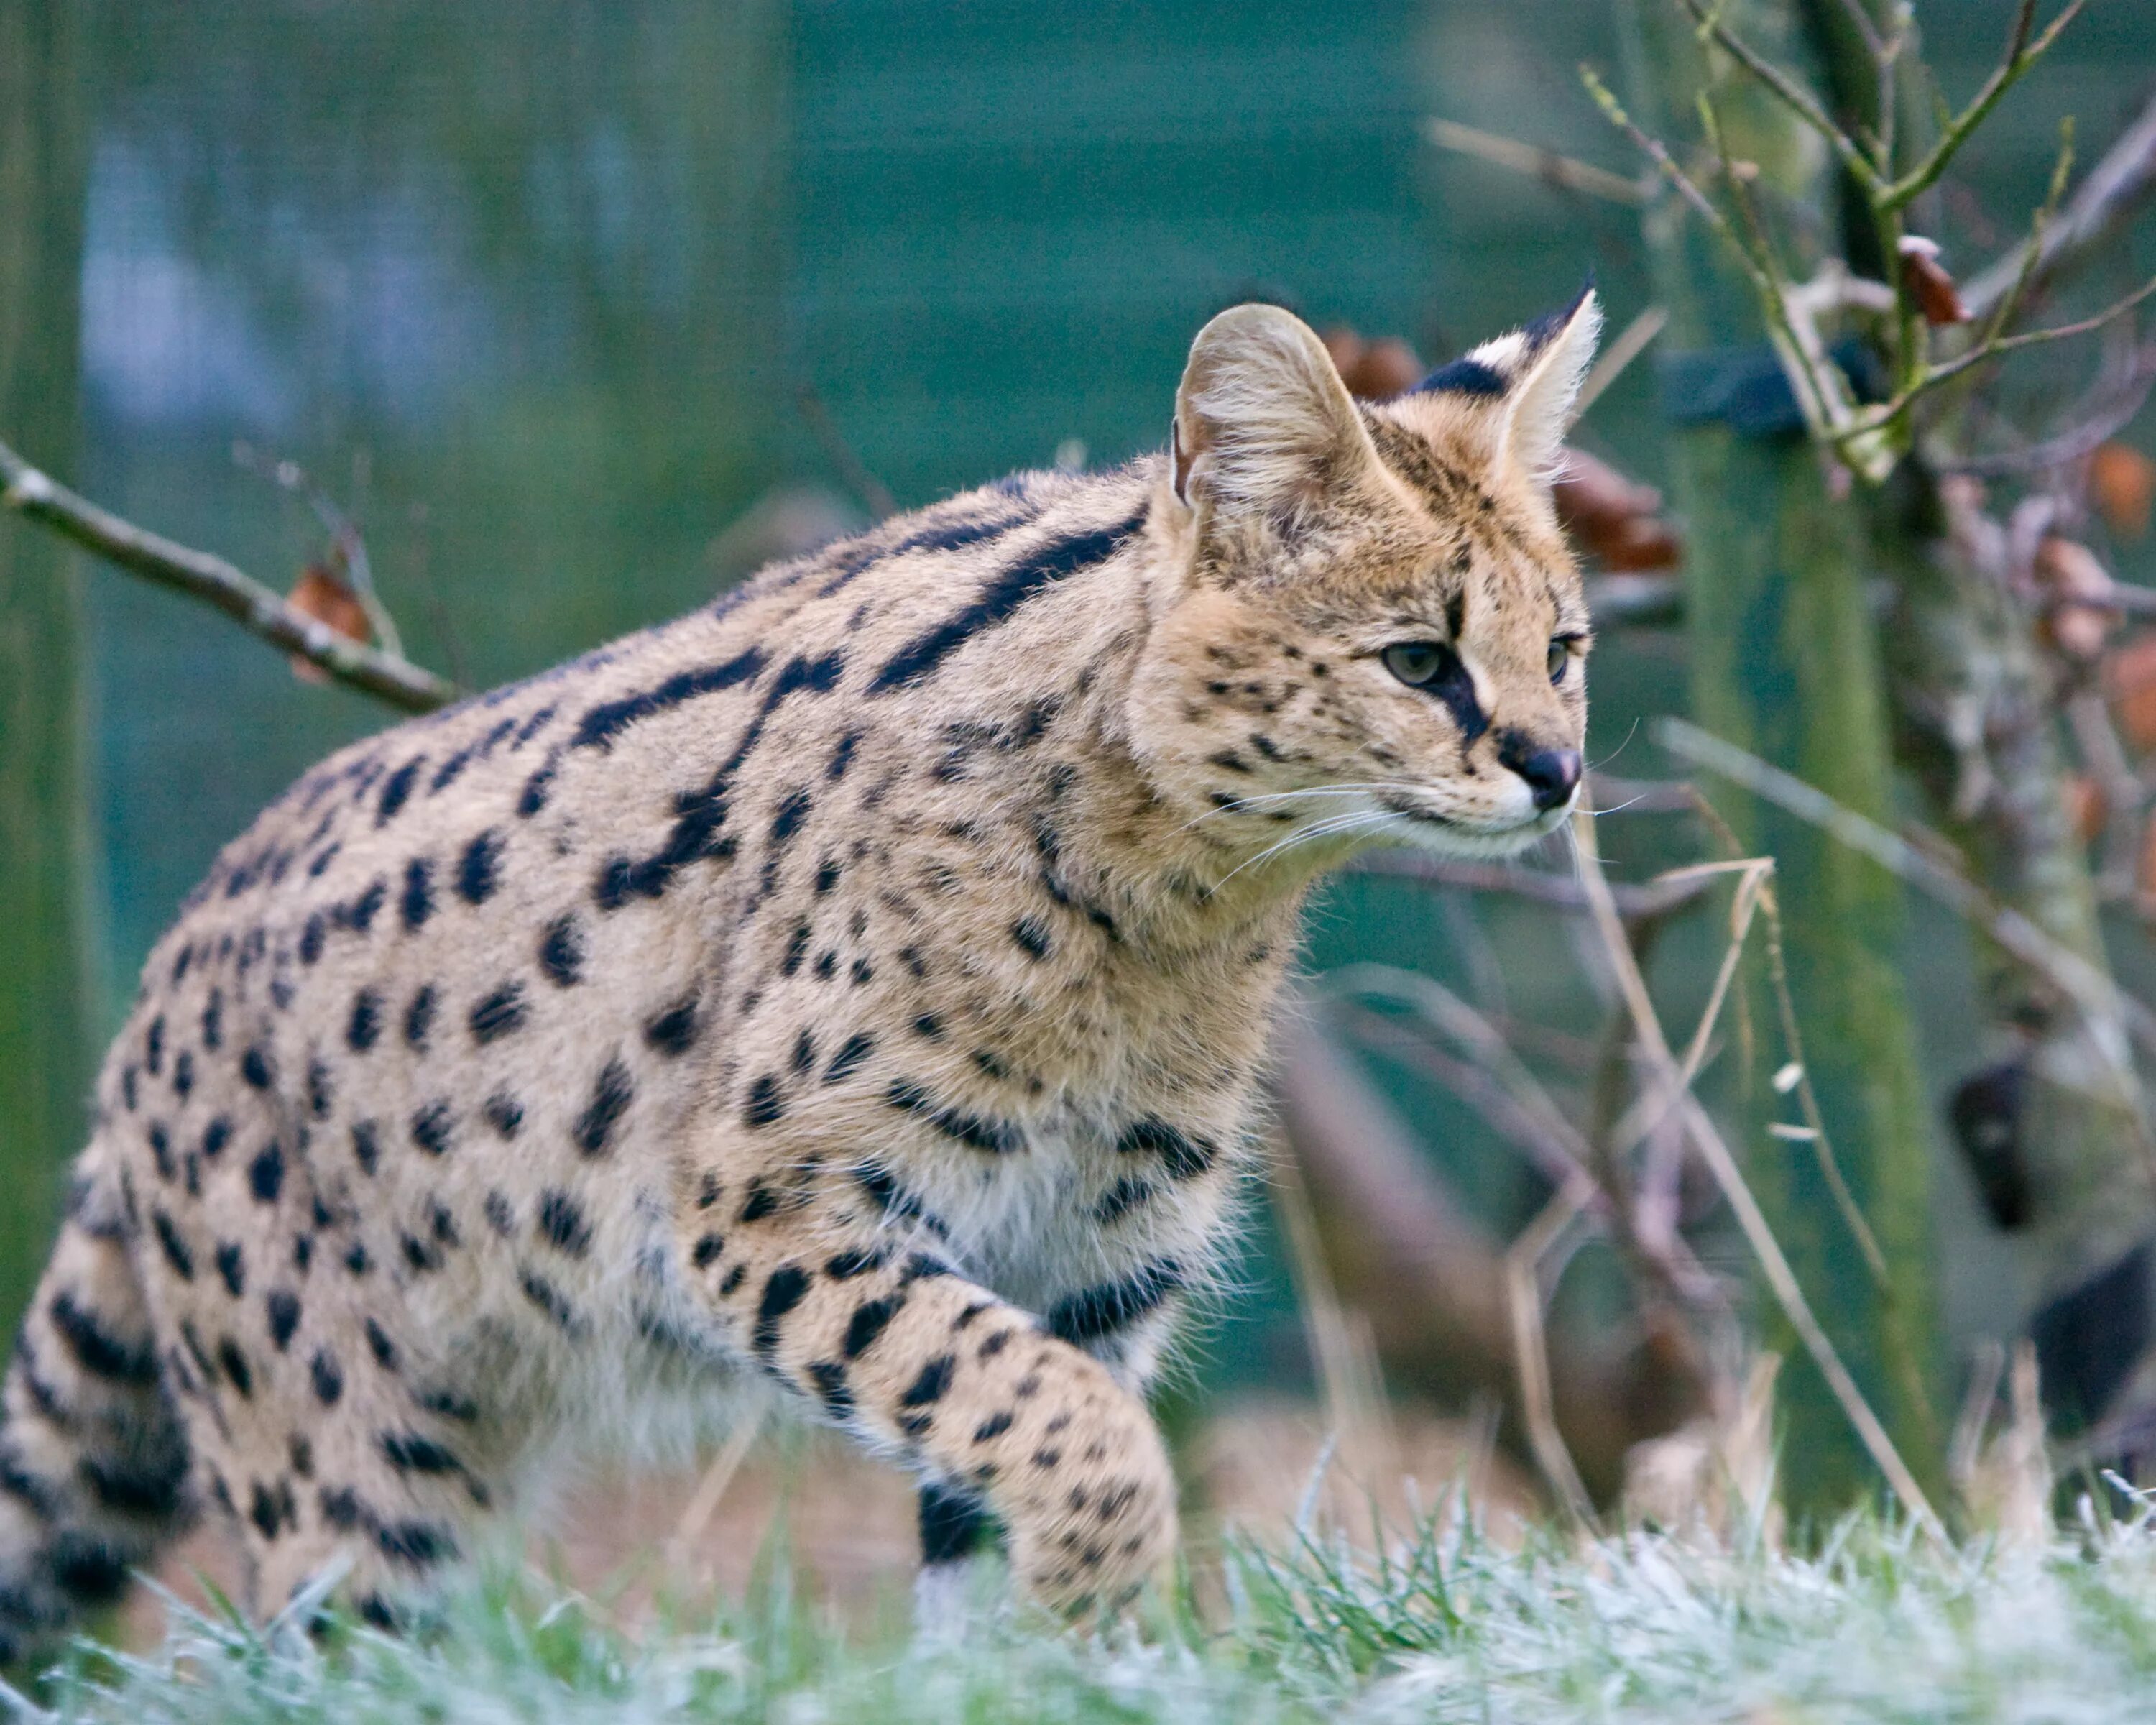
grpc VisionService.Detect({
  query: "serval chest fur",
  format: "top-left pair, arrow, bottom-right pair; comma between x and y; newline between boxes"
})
0,290 -> 1600,1647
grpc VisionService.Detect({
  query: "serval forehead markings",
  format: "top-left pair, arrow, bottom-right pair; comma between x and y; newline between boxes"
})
0,291 -> 1598,1650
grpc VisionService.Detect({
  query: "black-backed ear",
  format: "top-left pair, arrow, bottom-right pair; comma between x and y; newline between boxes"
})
1410,285 -> 1602,483
1171,303 -> 1381,523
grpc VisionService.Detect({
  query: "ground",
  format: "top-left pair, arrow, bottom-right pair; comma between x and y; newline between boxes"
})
27,1404 -> 2156,1723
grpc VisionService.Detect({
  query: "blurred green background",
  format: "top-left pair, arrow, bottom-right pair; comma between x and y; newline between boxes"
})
26,0 -> 2156,1404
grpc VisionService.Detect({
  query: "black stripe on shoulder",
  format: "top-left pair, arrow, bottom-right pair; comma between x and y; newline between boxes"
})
867,505 -> 1146,696
1043,1259 -> 1183,1347
816,501 -> 1039,599
572,648 -> 764,752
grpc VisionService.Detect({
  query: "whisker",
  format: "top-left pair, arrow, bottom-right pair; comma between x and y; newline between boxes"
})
1176,783 -> 1399,832
1208,810 -> 1398,893
1589,718 -> 1641,773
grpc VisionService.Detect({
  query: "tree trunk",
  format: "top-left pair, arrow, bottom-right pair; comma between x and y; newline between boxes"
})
0,0 -> 93,1337
1618,0 -> 1944,1509
1800,0 -> 2156,1454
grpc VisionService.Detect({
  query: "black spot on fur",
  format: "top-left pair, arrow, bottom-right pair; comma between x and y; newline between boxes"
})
743,1075 -> 785,1129
1010,916 -> 1052,960
843,1294 -> 904,1360
918,1481 -> 990,1563
753,1265 -> 812,1362
770,787 -> 813,849
814,857 -> 842,895
643,995 -> 699,1056
483,1094 -> 523,1139
215,1337 -> 253,1399
151,1210 -> 194,1281
404,984 -> 438,1048
468,983 -> 528,1044
410,1101 -> 453,1158
248,1144 -> 285,1204
484,1191 -> 516,1235
456,829 -> 505,904
377,1519 -> 456,1568
1092,1176 -> 1151,1225
867,507 -> 1146,694
310,1349 -> 343,1404
806,1359 -> 852,1420
381,1432 -> 460,1474
47,1292 -> 155,1387
1117,1118 -> 1216,1179
351,1120 -> 381,1176
573,1057 -> 633,1155
827,731 -> 861,780
972,1409 -> 1015,1443
900,1354 -> 956,1407
347,988 -> 382,1052
536,1190 -> 591,1258
887,1080 -> 1018,1154
692,1233 -> 724,1269
824,1031 -> 875,1082
738,1181 -> 782,1223
400,857 -> 435,931
241,1046 -> 275,1090
517,749 -> 561,818
215,1241 -> 245,1297
1044,1260 -> 1184,1346
539,914 -> 584,986
377,757 -> 425,825
366,1319 -> 398,1370
520,1270 -> 581,1333
571,648 -> 765,751
265,1290 -> 300,1351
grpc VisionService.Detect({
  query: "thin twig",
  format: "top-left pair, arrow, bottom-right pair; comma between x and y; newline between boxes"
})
1568,801 -> 1946,1535
1963,88 -> 2156,321
1507,1184 -> 1602,1524
1879,0 -> 2086,213
1569,304 -> 1669,424
0,436 -> 456,714
1344,848 -> 1719,917
795,384 -> 896,522
1423,116 -> 1645,206
1657,716 -> 2156,1167
1672,0 -> 1880,193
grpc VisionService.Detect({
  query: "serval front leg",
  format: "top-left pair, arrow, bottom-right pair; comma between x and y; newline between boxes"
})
671,1171 -> 1178,1615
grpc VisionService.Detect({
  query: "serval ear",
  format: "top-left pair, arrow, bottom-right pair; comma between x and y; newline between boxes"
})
1170,303 -> 1381,529
1411,285 -> 1602,486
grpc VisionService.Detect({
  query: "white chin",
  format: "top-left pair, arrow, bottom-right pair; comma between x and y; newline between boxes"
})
1384,804 -> 1570,860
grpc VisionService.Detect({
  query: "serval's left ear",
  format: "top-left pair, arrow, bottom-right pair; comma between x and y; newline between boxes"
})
1412,286 -> 1601,486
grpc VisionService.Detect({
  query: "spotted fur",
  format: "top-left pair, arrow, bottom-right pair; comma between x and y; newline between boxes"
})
0,294 -> 1597,1647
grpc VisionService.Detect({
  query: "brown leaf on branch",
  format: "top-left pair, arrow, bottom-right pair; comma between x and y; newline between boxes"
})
1898,235 -> 1972,326
2035,536 -> 2119,661
2104,633 -> 2156,751
1320,327 -> 1426,400
1554,448 -> 1682,571
285,561 -> 371,684
2061,772 -> 2107,843
2091,442 -> 2155,540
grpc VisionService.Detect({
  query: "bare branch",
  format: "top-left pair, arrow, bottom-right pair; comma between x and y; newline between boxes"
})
1567,805 -> 1947,1535
1879,0 -> 2086,213
795,384 -> 895,522
1422,117 -> 1646,206
1672,0 -> 1881,193
0,437 -> 456,714
1964,88 -> 2156,321
1569,304 -> 1669,424
1343,848 -> 1718,917
1656,715 -> 2156,1146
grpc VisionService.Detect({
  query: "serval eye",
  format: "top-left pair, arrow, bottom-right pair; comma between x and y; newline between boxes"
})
1547,635 -> 1581,685
1383,642 -> 1451,688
